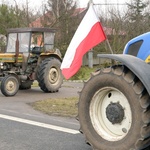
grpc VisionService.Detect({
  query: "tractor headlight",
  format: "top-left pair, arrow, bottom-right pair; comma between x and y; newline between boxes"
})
0,62 -> 4,69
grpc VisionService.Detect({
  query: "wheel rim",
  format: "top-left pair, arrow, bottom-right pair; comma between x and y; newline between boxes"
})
90,87 -> 132,141
6,80 -> 17,94
48,67 -> 59,84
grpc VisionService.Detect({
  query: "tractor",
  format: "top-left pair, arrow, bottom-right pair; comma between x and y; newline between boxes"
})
78,32 -> 150,150
0,27 -> 63,96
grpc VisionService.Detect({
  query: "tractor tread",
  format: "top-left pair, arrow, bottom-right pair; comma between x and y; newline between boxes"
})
37,57 -> 63,93
78,65 -> 150,150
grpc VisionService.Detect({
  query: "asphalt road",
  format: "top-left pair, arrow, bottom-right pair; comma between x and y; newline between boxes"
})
0,81 -> 92,150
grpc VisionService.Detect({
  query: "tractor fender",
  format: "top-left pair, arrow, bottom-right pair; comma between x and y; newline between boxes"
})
8,73 -> 20,84
97,54 -> 150,95
39,54 -> 62,62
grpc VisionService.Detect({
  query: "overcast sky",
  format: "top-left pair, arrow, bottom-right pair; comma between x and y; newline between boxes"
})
78,0 -> 130,7
1,0 -> 131,15
1,0 -> 130,8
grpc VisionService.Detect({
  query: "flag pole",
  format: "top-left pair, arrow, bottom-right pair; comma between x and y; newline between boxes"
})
89,0 -> 114,54
106,39 -> 114,54
88,0 -> 94,68
89,0 -> 94,4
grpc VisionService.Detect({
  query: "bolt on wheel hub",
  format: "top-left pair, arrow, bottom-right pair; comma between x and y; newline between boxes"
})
106,102 -> 124,124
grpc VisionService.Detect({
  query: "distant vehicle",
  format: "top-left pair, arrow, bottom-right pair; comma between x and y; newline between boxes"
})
0,27 -> 63,96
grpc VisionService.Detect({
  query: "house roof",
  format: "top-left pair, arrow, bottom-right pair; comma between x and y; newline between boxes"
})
29,7 -> 126,36
103,27 -> 126,36
29,7 -> 87,28
72,8 -> 87,16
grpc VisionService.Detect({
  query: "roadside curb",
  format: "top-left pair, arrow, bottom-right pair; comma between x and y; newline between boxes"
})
33,80 -> 83,83
63,80 -> 83,83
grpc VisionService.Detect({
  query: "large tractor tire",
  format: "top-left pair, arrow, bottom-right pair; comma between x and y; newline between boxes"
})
1,75 -> 19,96
78,65 -> 150,150
37,57 -> 63,92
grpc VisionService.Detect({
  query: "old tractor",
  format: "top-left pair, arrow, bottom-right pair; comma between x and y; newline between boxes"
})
0,27 -> 63,96
78,32 -> 150,150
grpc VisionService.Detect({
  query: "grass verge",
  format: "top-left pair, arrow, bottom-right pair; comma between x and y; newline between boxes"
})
29,97 -> 78,117
30,66 -> 99,117
70,66 -> 98,80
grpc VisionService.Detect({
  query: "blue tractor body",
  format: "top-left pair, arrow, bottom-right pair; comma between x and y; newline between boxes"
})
123,32 -> 150,62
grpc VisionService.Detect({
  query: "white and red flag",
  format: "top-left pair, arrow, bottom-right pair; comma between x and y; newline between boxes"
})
61,4 -> 106,79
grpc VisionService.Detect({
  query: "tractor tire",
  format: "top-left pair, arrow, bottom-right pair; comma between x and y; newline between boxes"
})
78,65 -> 150,150
1,75 -> 19,96
19,80 -> 33,90
37,57 -> 63,92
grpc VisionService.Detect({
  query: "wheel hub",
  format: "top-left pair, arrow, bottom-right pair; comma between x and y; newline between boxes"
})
106,102 -> 124,124
90,88 -> 132,141
49,68 -> 58,83
7,81 -> 15,91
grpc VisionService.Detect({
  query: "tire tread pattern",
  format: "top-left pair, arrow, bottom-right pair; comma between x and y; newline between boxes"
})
78,65 -> 150,150
37,57 -> 62,92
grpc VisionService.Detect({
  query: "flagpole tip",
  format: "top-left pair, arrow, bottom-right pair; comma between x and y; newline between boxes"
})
89,0 -> 94,5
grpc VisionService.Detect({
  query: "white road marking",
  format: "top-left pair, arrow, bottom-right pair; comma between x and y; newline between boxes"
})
0,114 -> 79,134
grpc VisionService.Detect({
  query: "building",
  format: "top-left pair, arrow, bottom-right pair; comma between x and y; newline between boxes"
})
29,8 -> 87,28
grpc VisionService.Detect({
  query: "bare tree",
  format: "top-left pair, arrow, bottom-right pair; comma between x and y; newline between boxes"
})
126,0 -> 149,38
93,1 -> 150,54
40,0 -> 78,55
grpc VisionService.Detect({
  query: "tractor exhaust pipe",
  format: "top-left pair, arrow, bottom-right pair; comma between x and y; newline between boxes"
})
15,33 -> 19,63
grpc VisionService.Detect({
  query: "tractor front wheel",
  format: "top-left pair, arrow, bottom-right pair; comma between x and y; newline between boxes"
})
78,66 -> 150,150
1,75 -> 19,96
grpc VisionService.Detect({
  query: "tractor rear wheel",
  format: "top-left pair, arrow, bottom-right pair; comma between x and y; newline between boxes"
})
1,75 -> 19,96
78,65 -> 150,150
37,57 -> 63,92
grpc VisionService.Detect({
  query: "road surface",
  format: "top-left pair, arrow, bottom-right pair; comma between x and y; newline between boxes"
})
0,81 -> 92,150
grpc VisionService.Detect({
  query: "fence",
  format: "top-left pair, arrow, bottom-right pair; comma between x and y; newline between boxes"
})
82,51 -> 112,67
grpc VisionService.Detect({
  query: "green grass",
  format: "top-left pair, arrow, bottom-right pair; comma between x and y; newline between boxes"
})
30,66 -> 100,117
32,81 -> 39,87
29,97 -> 78,117
70,66 -> 99,80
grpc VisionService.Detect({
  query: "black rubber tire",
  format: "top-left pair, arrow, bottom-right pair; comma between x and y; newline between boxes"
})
19,80 -> 33,90
37,57 -> 63,92
78,65 -> 150,150
1,75 -> 19,96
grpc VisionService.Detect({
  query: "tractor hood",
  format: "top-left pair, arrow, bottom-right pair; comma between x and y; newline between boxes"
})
0,53 -> 23,63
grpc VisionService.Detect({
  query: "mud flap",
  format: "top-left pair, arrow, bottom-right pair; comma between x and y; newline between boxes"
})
97,54 -> 150,95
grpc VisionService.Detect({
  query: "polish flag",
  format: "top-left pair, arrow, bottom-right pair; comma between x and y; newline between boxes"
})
61,4 -> 106,79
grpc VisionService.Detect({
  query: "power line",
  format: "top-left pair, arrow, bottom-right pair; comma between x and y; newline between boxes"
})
93,3 -> 127,5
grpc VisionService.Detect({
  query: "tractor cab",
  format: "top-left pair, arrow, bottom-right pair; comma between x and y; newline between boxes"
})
123,32 -> 150,63
4,27 -> 57,71
6,27 -> 56,53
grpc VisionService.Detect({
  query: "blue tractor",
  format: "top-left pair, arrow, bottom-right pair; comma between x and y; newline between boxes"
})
78,32 -> 150,150
123,32 -> 150,62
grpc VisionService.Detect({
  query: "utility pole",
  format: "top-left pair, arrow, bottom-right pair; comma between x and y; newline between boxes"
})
88,49 -> 93,68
